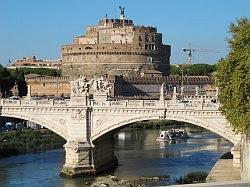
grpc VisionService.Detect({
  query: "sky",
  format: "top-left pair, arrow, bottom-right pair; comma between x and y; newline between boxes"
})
0,0 -> 249,66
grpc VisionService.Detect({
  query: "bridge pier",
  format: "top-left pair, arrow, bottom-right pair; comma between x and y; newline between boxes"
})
92,134 -> 118,173
61,134 -> 117,178
60,140 -> 95,177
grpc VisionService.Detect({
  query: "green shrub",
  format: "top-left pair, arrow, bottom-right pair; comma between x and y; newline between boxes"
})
176,171 -> 208,184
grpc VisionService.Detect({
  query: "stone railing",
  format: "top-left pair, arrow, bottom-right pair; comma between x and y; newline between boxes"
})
0,97 -> 219,111
91,100 -> 161,108
0,99 -> 71,107
91,99 -> 219,110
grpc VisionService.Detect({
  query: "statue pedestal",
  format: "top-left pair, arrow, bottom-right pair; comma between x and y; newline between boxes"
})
70,95 -> 88,106
93,92 -> 108,102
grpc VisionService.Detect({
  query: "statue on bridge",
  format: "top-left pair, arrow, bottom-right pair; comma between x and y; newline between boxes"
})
70,76 -> 112,97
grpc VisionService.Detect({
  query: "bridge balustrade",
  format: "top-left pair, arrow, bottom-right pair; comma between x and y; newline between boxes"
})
53,100 -> 70,106
92,100 -> 110,107
0,98 -> 72,107
20,100 -> 37,106
110,100 -> 127,107
127,100 -> 144,107
143,100 -> 158,107
0,99 -> 21,106
0,97 -> 220,111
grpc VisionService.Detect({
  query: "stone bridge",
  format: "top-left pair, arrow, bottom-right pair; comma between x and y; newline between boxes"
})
0,77 -> 249,179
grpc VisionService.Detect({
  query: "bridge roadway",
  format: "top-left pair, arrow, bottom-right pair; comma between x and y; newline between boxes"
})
0,77 -> 249,179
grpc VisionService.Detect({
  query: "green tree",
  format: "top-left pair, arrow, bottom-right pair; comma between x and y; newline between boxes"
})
170,64 -> 216,76
215,18 -> 250,134
9,67 -> 61,77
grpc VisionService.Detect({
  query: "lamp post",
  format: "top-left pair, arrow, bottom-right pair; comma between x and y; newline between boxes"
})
187,68 -> 189,95
56,61 -> 61,97
181,69 -> 184,97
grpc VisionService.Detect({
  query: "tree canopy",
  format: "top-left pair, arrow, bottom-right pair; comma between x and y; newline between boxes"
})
215,17 -> 250,134
170,64 -> 216,76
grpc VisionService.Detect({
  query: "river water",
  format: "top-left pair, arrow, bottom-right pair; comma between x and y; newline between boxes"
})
0,127 -> 232,187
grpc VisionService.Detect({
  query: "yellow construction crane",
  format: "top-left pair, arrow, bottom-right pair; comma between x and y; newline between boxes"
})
182,43 -> 218,64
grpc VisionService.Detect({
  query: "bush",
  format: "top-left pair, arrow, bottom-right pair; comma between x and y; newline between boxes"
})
176,171 -> 208,184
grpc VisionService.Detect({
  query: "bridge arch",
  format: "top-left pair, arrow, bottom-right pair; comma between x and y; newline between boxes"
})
91,115 -> 240,145
0,113 -> 68,140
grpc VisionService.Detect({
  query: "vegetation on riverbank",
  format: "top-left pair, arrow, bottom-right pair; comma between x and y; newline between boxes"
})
0,129 -> 66,158
176,171 -> 208,184
129,120 -> 185,129
128,120 -> 205,131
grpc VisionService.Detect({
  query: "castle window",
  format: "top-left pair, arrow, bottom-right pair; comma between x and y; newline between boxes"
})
138,36 -> 142,41
43,83 -> 45,87
79,48 -> 81,50
85,47 -> 92,49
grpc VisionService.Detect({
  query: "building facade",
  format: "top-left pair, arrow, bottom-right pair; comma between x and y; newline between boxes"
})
61,9 -> 171,80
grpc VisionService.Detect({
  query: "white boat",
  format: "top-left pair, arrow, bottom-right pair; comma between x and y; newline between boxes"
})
156,129 -> 188,141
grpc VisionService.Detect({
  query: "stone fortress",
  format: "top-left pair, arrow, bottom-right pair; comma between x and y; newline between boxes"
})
61,7 -> 171,80
22,7 -> 216,98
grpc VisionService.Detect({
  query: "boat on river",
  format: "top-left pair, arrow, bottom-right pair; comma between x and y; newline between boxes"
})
156,129 -> 188,141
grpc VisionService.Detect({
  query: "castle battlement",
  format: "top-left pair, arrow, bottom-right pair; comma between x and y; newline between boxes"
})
26,76 -> 69,83
120,75 -> 213,85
